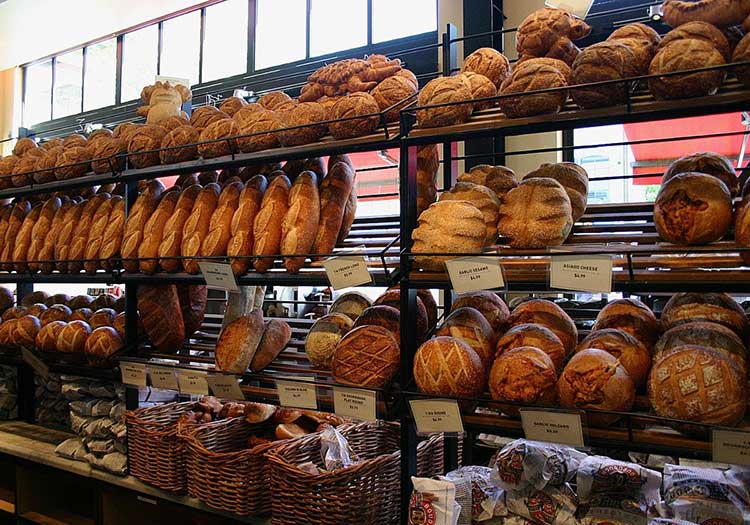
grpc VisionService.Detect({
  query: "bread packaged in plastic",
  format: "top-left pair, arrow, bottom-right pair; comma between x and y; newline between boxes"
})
492,439 -> 587,492
505,483 -> 579,525
409,476 -> 462,525
445,466 -> 507,521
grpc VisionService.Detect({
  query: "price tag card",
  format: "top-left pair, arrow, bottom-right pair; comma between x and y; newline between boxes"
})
199,262 -> 240,292
545,0 -> 594,18
148,366 -> 179,391
22,348 -> 49,379
120,362 -> 147,387
550,254 -> 613,294
276,380 -> 318,410
445,256 -> 505,294
323,256 -> 373,290
333,387 -> 377,421
206,374 -> 245,400
712,429 -> 750,466
178,369 -> 209,395
520,410 -> 585,447
409,399 -> 464,435
155,75 -> 191,88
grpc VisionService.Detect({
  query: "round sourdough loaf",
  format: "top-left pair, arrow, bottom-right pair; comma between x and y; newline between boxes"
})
662,151 -> 739,196
198,118 -> 239,159
352,305 -> 400,341
374,289 -> 429,343
523,162 -> 589,221
489,346 -> 557,416
509,299 -> 578,354
576,328 -> 651,388
85,326 -> 123,360
40,305 -> 71,326
658,21 -> 731,60
660,292 -> 748,336
496,323 -> 567,374
570,40 -> 638,109
305,313 -> 353,368
56,320 -> 92,353
331,325 -> 399,388
12,315 -> 40,348
592,297 -> 659,351
440,182 -> 501,244
648,39 -> 725,100
461,47 -> 511,88
435,307 -> 495,369
330,291 -> 373,322
219,96 -> 247,117
412,200 -> 485,271
36,320 -> 65,351
91,138 -> 127,174
160,125 -> 199,165
329,92 -> 380,139
498,60 -> 569,118
458,71 -> 497,111
452,291 -> 510,336
371,75 -> 418,123
416,75 -> 474,128
414,336 -> 485,398
127,125 -> 167,169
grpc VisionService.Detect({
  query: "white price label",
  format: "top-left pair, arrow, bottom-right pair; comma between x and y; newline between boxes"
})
550,254 -> 613,293
206,374 -> 245,400
199,262 -> 239,292
712,429 -> 750,466
276,380 -> 318,410
155,75 -> 191,88
410,399 -> 464,434
120,362 -> 147,387
148,366 -> 179,391
333,387 -> 377,421
22,349 -> 49,379
323,256 -> 373,290
445,256 -> 505,294
520,410 -> 585,447
178,369 -> 209,395
545,0 -> 594,18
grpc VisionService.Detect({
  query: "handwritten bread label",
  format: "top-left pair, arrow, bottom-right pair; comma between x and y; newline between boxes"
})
545,0 -> 594,18
120,362 -> 147,387
323,256 -> 372,290
445,256 -> 505,294
206,374 -> 244,400
550,254 -> 612,293
177,369 -> 209,395
155,75 -> 191,88
148,366 -> 179,391
333,387 -> 377,420
199,262 -> 239,292
276,380 -> 318,410
22,349 -> 49,379
410,399 -> 464,434
712,429 -> 750,465
520,410 -> 585,447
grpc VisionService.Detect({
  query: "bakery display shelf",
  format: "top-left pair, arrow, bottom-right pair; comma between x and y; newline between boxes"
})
0,348 -> 118,380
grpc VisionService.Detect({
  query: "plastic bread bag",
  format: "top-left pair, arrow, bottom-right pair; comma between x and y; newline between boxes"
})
578,495 -> 652,525
409,477 -> 461,525
648,519 -> 698,525
55,437 -> 86,459
109,402 -> 126,422
441,474 -> 471,525
320,426 -> 359,471
492,439 -> 587,492
505,483 -> 579,525
577,456 -> 662,503
444,466 -> 507,521
91,399 -> 117,417
499,516 -> 547,524
69,399 -> 97,417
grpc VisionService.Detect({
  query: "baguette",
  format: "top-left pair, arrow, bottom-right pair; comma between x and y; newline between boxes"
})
227,175 -> 267,275
121,180 -> 165,272
138,191 -> 180,274
311,162 -> 354,259
1,201 -> 31,271
0,206 -> 13,263
200,180 -> 243,260
37,200 -> 71,274
253,174 -> 291,272
99,198 -> 126,271
281,171 -> 320,273
158,184 -> 201,272
26,197 -> 61,273
84,195 -> 121,274
12,203 -> 43,273
338,171 -> 357,243
68,193 -> 111,273
54,201 -> 84,273
181,183 -> 221,274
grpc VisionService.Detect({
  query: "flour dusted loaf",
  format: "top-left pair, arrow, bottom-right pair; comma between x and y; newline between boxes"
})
160,125 -> 200,164
329,92 -> 380,139
370,75 -> 417,123
576,328 -> 651,388
250,318 -> 292,372
306,313 -> 353,368
523,162 -> 588,221
417,75 -> 473,128
458,71 -> 497,111
412,200 -> 485,271
592,297 -> 660,351
461,47 -> 511,88
496,323 -> 567,374
440,182 -> 500,244
458,164 -> 518,201
414,336 -> 485,398
227,175 -> 267,275
659,21 -> 732,60
607,22 -> 661,75
509,298 -> 578,354
182,183 -> 221,274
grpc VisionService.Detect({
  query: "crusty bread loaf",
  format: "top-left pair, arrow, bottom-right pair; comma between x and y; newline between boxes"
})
215,310 -> 265,373
576,328 -> 651,388
27,197 -> 61,272
138,191 -> 180,274
412,200 -> 485,271
253,174 -> 291,272
509,298 -> 578,354
68,193 -> 111,273
227,175 -> 267,275
523,162 -> 589,221
417,145 -> 439,216
54,201 -> 83,273
311,162 -> 354,259
497,323 -> 567,373
83,195 -> 119,274
337,171 -> 357,243
281,172 -> 320,273
181,183 -> 221,274
413,336 -> 486,397
201,181 -> 243,261
0,206 -> 14,261
176,285 -> 207,337
159,184 -> 201,273
137,284 -> 185,353
1,201 -> 31,271
440,182 -> 501,244
435,306 -> 495,369
12,203 -> 42,273
332,325 -> 400,388
99,197 -> 126,271
121,180 -> 165,272
592,297 -> 660,351
250,319 -> 292,372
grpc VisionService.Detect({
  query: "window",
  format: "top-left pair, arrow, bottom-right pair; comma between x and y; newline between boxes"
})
121,25 -> 159,102
310,0 -> 367,56
255,0 -> 306,70
84,39 -> 117,111
161,11 -> 201,84
23,60 -> 52,127
53,50 -> 83,119
202,0 -> 248,82
372,0 -> 437,43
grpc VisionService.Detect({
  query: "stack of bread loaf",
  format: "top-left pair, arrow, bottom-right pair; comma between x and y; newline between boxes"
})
214,308 -> 291,374
412,161 -> 589,270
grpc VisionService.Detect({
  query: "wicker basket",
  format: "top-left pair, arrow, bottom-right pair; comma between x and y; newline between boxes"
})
266,420 -> 446,525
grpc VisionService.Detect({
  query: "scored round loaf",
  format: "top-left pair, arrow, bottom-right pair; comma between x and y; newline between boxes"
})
13,138 -> 37,157
662,151 -> 739,197
190,105 -> 229,130
160,125 -> 200,164
461,47 -> 511,88
317,96 -> 341,114
609,22 -> 661,47
576,328 -> 651,388
70,308 -> 93,322
119,124 -> 143,145
331,325 -> 400,388
384,286 -> 438,331
278,102 -> 328,147
607,22 -> 661,73
516,7 -> 591,64
219,96 -> 247,117
87,128 -> 113,147
648,39 -> 726,100
236,109 -> 281,153
661,292 -> 748,337
54,146 -> 91,180
90,138 -> 127,174
36,320 -> 65,352
648,344 -> 746,426
373,289 -> 429,343
517,56 -> 573,82
56,320 -> 91,353
496,323 -> 567,374
0,156 -> 19,189
592,298 -> 660,351
489,346 -> 557,417
26,304 -> 47,318
412,200 -> 485,271
499,60 -> 568,118
414,336 -> 486,398
371,76 -> 418,123
330,291 -> 373,322
112,123 -> 135,140
305,313 -> 353,369
2,306 -> 27,322
12,315 -> 41,348
613,37 -> 659,75
89,308 -> 116,329
127,125 -> 168,169
732,33 -> 750,88
523,162 -> 589,221
274,99 -> 300,114
68,294 -> 93,310
329,92 -> 380,139
439,181 -> 501,244
0,319 -> 17,346
41,138 -> 63,150
654,321 -> 748,376
198,118 -> 239,159
258,91 -> 292,111
39,304 -> 71,326
435,306 -> 495,369
11,155 -> 38,187
570,40 -> 638,109
396,69 -> 419,90
113,312 -> 126,339
34,146 -> 64,184
63,134 -> 87,149
458,165 -> 519,202
452,291 -> 510,337
352,305 -> 400,341
458,71 -> 497,111
659,21 -> 732,61
159,115 -> 190,132
417,75 -> 474,128
497,178 -> 573,248
509,299 -> 578,354
654,172 -> 733,244
84,326 -> 123,361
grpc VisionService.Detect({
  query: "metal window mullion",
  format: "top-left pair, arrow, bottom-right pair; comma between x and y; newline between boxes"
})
81,47 -> 87,114
115,35 -> 124,105
50,56 -> 56,121
199,7 -> 207,84
157,21 -> 164,75
305,0 -> 311,59
247,0 -> 256,74
20,67 -> 27,129
366,0 -> 373,46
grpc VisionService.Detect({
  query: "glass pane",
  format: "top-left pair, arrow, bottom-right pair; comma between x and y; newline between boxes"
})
53,50 -> 83,119
84,38 -> 116,111
161,11 -> 200,84
372,0 -> 437,43
310,0 -> 366,56
23,60 -> 52,127
122,25 -> 158,102
202,0 -> 248,82
255,0 -> 306,70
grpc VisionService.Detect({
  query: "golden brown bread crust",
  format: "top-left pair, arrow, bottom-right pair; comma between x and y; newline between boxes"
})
198,119 -> 239,159
160,125 -> 200,164
11,156 -> 39,187
215,310 -> 264,373
576,328 -> 651,388
90,138 -> 127,174
39,305 -> 71,326
121,180 -> 166,272
412,200 -> 485,271
440,181 -> 501,244
176,285 -> 207,338
25,303 -> 47,318
499,61 -> 569,118
659,21 -> 732,60
84,326 -> 123,361
137,284 -> 185,353
654,172 -> 733,244
190,105 -> 229,129
509,299 -> 578,354
253,175 -> 290,273
435,306 -> 495,369
218,96 -> 247,117
416,145 -> 439,216
329,92 -> 380,139
609,22 -> 661,46
63,134 -> 87,149
2,201 -> 31,272
732,33 -> 750,88
458,165 -> 518,201
26,197 -> 61,272
236,109 -> 281,153
56,320 -> 92,353
660,292 -> 748,336
489,346 -> 557,416
332,325 -> 399,388
227,175 -> 267,275
592,298 -> 660,350
662,151 -> 738,196
258,91 -> 292,111
414,336 -> 485,397
12,315 -> 40,348
33,147 -> 63,184
496,323 -> 567,374
83,195 -> 120,274
305,313 -> 354,368
159,115 -> 190,131
112,123 -> 135,140
36,320 -> 65,351
417,75 -> 473,128
0,156 -> 19,190
53,201 -> 82,273
54,146 -> 91,180
98,198 -> 126,272
311,162 -> 354,259
654,321 -> 748,376
371,76 -> 418,122
278,103 -> 328,146
69,308 -> 92,323
523,162 -> 589,221
159,184 -> 201,273
570,41 -> 638,109
516,7 -> 591,64
13,138 -> 37,157
461,47 -> 511,88
281,172 -> 320,273
373,289 -> 429,343
11,203 -> 41,273
89,308 -> 116,329
648,39 -> 726,100
200,181 -> 243,260
250,318 -> 292,372
181,183 -> 221,274
138,191 -> 180,274
452,291 -> 510,336
458,71 -> 497,111
233,103 -> 266,124
352,305 -> 400,340
662,0 -> 750,28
